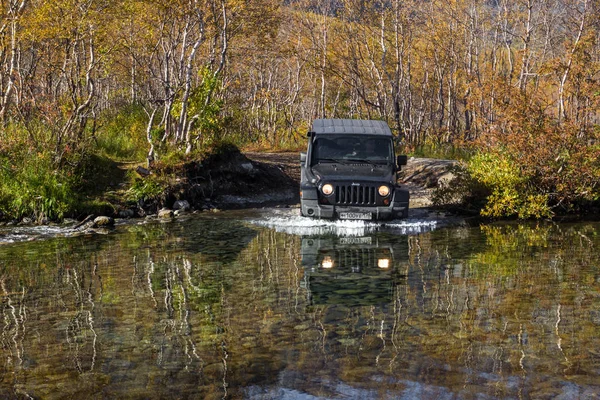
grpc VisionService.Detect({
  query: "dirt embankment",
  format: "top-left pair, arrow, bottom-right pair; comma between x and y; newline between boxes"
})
163,149 -> 300,210
243,152 -> 457,210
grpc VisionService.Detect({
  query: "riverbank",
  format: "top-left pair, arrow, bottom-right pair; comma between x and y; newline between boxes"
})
0,146 -> 458,228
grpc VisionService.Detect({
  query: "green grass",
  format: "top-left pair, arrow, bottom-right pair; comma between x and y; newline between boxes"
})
94,105 -> 150,162
0,151 -> 77,221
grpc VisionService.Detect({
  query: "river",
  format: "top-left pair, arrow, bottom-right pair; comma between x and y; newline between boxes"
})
1,210 -> 599,398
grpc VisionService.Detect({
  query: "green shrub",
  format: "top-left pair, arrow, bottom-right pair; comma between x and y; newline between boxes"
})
432,151 -> 553,219
468,151 -> 552,219
0,150 -> 77,221
126,173 -> 164,203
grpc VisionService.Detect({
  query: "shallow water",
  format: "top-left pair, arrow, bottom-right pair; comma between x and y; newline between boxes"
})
1,209 -> 600,398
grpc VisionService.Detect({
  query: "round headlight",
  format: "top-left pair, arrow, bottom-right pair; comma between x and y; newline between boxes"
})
322,183 -> 334,196
321,256 -> 334,269
378,185 -> 390,197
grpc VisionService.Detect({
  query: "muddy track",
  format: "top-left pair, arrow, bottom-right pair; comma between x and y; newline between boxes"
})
244,152 -> 302,183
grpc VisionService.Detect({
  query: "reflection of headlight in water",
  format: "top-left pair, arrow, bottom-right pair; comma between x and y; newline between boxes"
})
378,258 -> 390,269
321,256 -> 334,269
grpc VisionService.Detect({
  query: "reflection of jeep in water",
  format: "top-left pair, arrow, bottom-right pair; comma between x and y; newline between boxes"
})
300,119 -> 409,220
300,236 -> 407,306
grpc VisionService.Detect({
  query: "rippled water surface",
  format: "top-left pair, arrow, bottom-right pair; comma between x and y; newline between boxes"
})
1,209 -> 600,398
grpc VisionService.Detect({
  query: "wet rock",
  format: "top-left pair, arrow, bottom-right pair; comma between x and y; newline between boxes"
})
173,200 -> 190,211
73,215 -> 95,229
135,166 -> 151,177
158,209 -> 174,219
19,217 -> 33,225
438,171 -> 456,187
118,209 -> 135,218
240,162 -> 256,176
93,216 -> 115,227
174,209 -> 186,216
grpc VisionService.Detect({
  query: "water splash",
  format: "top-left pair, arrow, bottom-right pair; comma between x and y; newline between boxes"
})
248,215 -> 437,237
0,223 -> 114,244
0,225 -> 69,244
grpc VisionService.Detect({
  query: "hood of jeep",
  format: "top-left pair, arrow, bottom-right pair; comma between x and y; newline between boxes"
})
311,163 -> 394,182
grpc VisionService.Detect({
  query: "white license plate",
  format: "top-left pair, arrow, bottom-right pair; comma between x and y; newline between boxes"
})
339,212 -> 372,220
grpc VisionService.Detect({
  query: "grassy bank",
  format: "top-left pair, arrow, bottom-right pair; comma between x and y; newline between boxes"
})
0,106 -> 300,223
0,108 -> 220,223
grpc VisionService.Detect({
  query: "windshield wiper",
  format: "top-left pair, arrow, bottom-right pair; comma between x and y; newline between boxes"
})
316,158 -> 348,164
346,158 -> 388,165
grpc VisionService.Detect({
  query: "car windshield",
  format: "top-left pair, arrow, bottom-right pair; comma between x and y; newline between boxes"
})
311,135 -> 393,165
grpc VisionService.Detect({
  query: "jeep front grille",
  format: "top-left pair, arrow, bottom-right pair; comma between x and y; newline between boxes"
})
335,184 -> 376,206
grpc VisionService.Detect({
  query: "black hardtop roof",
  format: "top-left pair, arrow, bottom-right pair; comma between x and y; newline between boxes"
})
311,119 -> 392,136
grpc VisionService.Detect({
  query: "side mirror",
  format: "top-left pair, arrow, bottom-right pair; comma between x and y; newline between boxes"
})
300,152 -> 307,163
397,155 -> 408,167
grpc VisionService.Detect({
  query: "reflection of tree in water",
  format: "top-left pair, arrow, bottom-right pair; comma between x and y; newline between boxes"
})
1,221 -> 600,397
231,225 -> 600,398
63,265 -> 98,374
0,281 -> 27,372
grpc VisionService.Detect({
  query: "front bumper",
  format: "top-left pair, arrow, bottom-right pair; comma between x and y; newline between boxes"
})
300,186 -> 409,220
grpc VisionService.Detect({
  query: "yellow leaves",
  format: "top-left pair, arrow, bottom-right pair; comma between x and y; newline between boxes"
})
21,0 -> 122,44
467,151 -> 553,219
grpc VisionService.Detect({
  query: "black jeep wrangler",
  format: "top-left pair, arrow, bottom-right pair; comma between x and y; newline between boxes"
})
300,119 -> 409,220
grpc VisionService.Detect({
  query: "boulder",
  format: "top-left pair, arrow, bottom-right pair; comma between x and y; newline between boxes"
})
118,209 -> 135,218
19,217 -> 33,225
173,200 -> 191,211
93,216 -> 115,227
158,209 -> 174,219
240,162 -> 256,176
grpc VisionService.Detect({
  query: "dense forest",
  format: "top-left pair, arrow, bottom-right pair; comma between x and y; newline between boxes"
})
0,0 -> 599,220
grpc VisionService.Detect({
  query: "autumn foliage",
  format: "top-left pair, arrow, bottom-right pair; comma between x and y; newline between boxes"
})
0,0 -> 598,220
